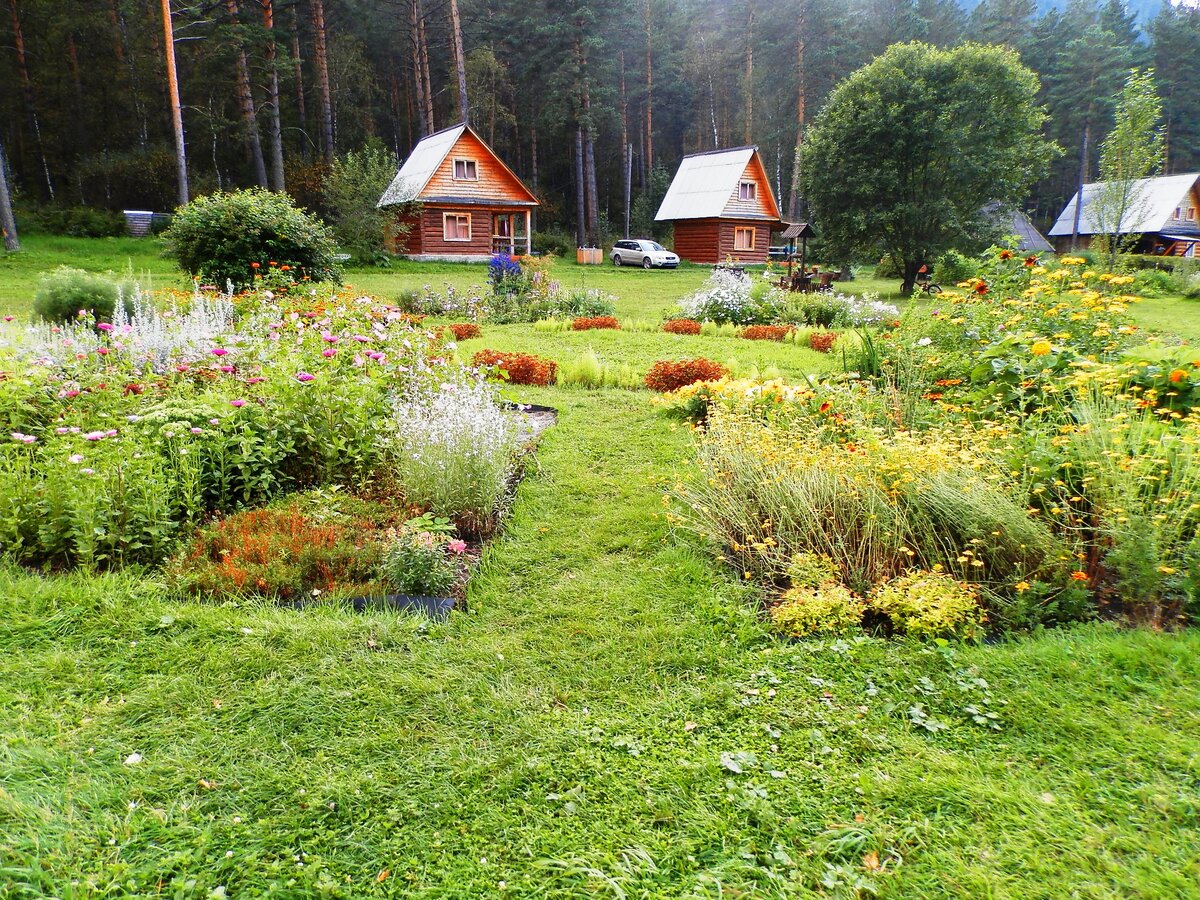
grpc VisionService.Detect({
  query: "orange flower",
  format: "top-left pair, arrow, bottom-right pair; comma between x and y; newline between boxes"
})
1070,571 -> 1088,582
1169,369 -> 1188,384
974,280 -> 989,295
1024,256 -> 1038,267
281,264 -> 291,272
999,249 -> 1013,260
250,261 -> 261,269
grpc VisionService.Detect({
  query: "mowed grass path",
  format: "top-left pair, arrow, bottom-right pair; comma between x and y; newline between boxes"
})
3,390 -> 1200,896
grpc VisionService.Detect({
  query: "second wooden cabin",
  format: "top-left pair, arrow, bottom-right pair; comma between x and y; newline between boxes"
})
655,146 -> 782,264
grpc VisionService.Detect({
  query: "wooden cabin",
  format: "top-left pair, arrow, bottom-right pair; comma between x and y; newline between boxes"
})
1048,173 -> 1200,257
655,146 -> 782,264
377,123 -> 538,261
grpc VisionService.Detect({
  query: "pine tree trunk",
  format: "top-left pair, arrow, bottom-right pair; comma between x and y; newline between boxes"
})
744,5 -> 754,145
161,0 -> 189,205
575,127 -> 586,248
409,0 -> 429,136
449,0 -> 469,124
108,0 -> 150,148
261,0 -> 286,190
788,30 -> 807,220
417,5 -> 434,132
7,0 -> 54,200
0,139 -> 20,251
643,0 -> 653,172
619,51 -> 630,237
1070,121 -> 1090,251
530,123 -> 538,233
310,0 -> 335,164
226,0 -> 269,186
290,4 -> 310,159
585,130 -> 599,246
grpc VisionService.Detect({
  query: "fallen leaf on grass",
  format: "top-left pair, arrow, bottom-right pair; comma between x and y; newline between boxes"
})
376,869 -> 390,883
198,779 -> 217,790
863,851 -> 881,872
123,752 -> 143,766
211,699 -> 223,709
684,721 -> 697,732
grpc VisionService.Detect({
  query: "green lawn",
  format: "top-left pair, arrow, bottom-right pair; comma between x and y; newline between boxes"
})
3,240 -> 1200,895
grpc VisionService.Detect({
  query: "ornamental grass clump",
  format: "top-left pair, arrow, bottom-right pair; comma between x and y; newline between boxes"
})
385,374 -> 521,535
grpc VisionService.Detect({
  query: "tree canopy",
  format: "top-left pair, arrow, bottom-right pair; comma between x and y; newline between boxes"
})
802,42 -> 1056,291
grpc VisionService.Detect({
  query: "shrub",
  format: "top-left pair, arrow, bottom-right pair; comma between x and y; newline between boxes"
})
663,318 -> 701,335
771,585 -> 866,637
871,569 -> 984,640
678,269 -> 786,324
163,188 -> 341,290
33,267 -> 121,324
935,249 -> 975,284
473,349 -> 558,386
532,230 -> 574,257
448,323 -> 482,341
644,358 -> 729,392
572,315 -> 620,331
809,331 -> 839,353
741,324 -> 794,341
324,145 -> 400,266
379,519 -> 466,596
787,552 -> 841,589
167,504 -> 384,601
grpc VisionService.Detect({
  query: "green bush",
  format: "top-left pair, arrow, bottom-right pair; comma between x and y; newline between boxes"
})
33,267 -> 120,324
871,569 -> 984,640
935,249 -> 975,284
873,254 -> 902,279
325,145 -> 400,266
163,189 -> 341,290
23,205 -> 126,238
532,230 -> 575,257
771,585 -> 865,637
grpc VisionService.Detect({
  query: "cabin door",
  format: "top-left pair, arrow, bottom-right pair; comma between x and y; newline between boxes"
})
492,213 -> 529,255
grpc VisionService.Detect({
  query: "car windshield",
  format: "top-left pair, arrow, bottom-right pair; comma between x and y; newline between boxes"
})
640,241 -> 666,252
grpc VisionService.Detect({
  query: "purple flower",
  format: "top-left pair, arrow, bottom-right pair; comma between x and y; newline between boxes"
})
85,431 -> 106,441
209,418 -> 220,426
105,429 -> 118,437
322,348 -> 337,358
322,332 -> 339,343
11,432 -> 36,444
230,399 -> 246,408
69,454 -> 85,463
295,371 -> 315,383
55,427 -> 70,435
190,427 -> 203,435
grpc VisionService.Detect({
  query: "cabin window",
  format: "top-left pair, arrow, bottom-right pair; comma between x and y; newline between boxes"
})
443,212 -> 471,242
1188,208 -> 1197,221
734,227 -> 755,251
1174,207 -> 1182,220
453,159 -> 478,181
738,181 -> 757,201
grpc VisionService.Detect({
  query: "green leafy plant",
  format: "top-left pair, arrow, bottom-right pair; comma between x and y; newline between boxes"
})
771,584 -> 866,637
871,569 -> 984,640
163,189 -> 341,290
379,519 -> 466,596
33,267 -> 120,324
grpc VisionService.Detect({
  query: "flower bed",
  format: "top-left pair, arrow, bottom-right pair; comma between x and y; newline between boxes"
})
472,349 -> 558,386
447,322 -> 482,341
644,358 -> 729,393
571,316 -> 620,331
808,331 -> 839,352
662,318 -> 701,335
741,324 -> 795,342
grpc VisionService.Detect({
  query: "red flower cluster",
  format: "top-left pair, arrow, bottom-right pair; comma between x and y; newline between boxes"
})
448,323 -> 482,341
808,331 -> 839,353
741,324 -> 795,342
662,318 -> 701,335
473,349 -> 558,386
644,358 -> 730,392
571,316 -> 621,331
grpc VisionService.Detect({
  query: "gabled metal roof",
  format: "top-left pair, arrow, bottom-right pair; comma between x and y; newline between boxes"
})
655,147 -> 760,221
377,124 -> 466,207
982,202 -> 1053,253
780,222 -> 815,240
1047,172 -> 1200,237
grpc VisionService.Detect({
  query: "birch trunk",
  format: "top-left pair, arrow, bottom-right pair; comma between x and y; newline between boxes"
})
0,139 -> 20,251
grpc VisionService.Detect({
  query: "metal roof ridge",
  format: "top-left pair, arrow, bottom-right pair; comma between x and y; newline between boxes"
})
681,145 -> 758,159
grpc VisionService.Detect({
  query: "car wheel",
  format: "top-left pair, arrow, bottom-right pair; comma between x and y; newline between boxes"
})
613,254 -> 622,266
642,256 -> 652,269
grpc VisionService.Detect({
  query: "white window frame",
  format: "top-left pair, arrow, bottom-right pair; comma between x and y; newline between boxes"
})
443,212 -> 472,242
453,158 -> 478,181
738,181 -> 757,201
733,226 -> 755,251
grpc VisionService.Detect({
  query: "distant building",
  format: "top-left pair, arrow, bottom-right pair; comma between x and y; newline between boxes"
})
655,146 -> 782,264
981,202 -> 1053,254
377,123 -> 538,261
1048,173 -> 1200,257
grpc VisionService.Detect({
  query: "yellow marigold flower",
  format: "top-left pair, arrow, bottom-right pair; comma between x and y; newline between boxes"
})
1030,339 -> 1053,357
1015,581 -> 1030,593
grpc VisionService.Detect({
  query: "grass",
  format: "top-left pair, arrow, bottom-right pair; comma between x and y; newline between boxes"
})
2,391 -> 1199,896
3,239 -> 1200,894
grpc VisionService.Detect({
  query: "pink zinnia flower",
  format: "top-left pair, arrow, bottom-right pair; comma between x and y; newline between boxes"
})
96,347 -> 110,356
322,332 -> 339,343
211,348 -> 229,357
176,365 -> 190,373
322,348 -> 337,357
295,371 -> 315,382
105,429 -> 118,437
230,399 -> 246,408
244,376 -> 265,384
190,427 -> 203,434
219,365 -> 236,374
3,315 -> 13,322
55,427 -> 70,435
447,539 -> 467,554
96,322 -> 114,332
80,467 -> 95,475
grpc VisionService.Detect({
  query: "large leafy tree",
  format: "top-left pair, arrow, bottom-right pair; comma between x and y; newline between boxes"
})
802,41 -> 1057,293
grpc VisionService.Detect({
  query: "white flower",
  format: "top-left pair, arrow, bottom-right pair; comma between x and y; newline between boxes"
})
917,337 -> 932,347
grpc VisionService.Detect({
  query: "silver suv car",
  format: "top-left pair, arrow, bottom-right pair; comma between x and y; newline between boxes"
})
611,239 -> 680,269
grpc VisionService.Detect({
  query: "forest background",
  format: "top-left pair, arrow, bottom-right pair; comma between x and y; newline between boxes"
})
3,0 -> 1199,247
